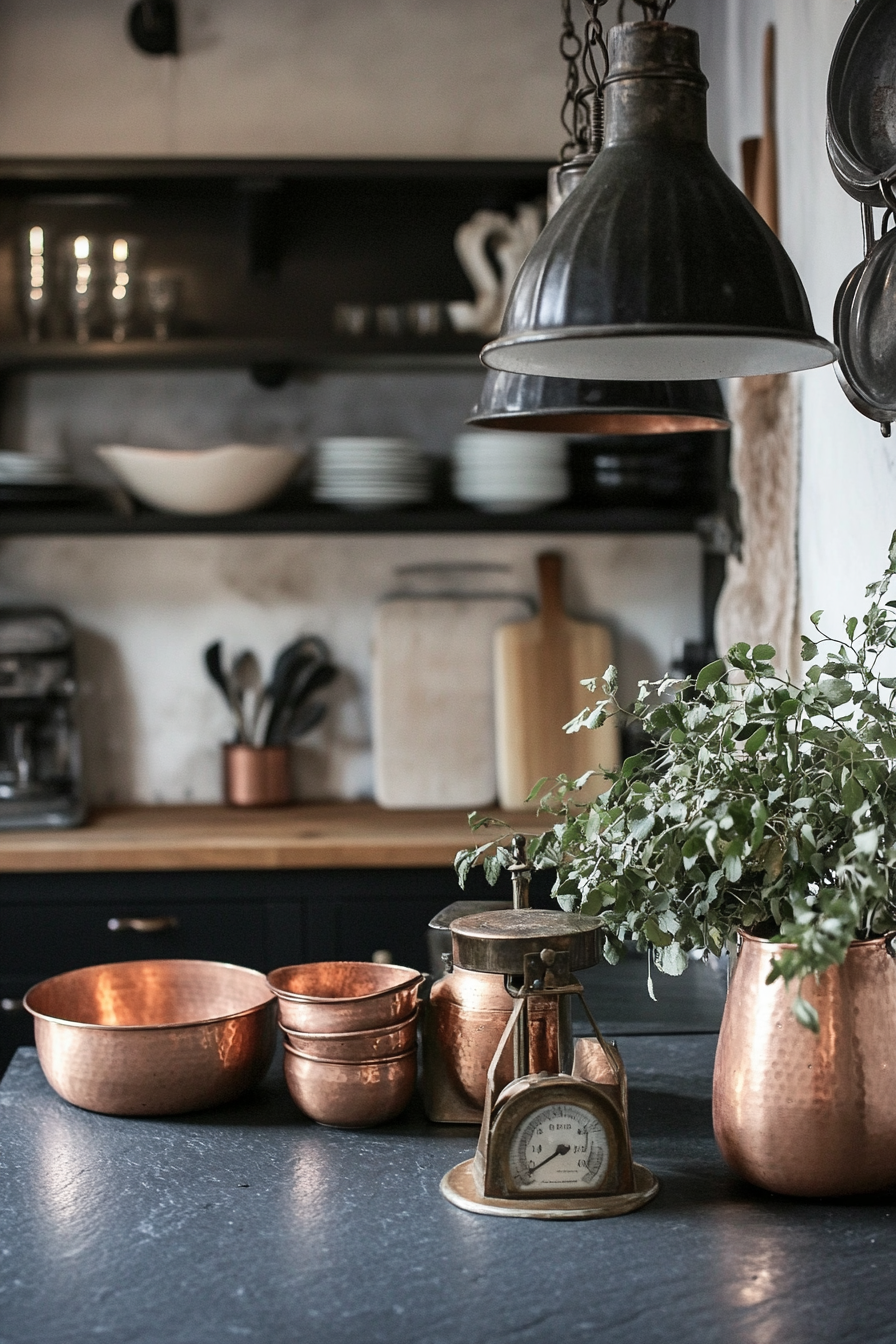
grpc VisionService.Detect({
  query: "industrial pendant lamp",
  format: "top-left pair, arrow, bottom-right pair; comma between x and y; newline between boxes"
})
468,367 -> 727,433
482,15 -> 835,382
469,0 -> 729,434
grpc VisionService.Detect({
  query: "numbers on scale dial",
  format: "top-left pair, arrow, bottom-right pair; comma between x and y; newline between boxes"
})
510,1103 -> 610,1191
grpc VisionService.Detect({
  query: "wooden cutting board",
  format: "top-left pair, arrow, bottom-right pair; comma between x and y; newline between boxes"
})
495,553 -> 620,810
372,594 -> 531,810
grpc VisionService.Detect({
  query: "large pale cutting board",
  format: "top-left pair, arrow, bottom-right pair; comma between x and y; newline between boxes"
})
495,553 -> 620,810
372,595 -> 531,809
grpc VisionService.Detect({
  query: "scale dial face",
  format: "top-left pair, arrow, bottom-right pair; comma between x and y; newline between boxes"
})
509,1101 -> 610,1192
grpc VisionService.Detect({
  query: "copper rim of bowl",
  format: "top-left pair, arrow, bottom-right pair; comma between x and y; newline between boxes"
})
24,959 -> 274,1030
282,1040 -> 417,1066
280,1008 -> 418,1045
267,961 -> 424,1004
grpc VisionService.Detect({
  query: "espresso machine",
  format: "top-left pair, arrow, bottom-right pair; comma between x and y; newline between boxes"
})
0,608 -> 84,828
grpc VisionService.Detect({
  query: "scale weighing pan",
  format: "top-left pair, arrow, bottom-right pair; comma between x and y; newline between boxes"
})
827,0 -> 896,201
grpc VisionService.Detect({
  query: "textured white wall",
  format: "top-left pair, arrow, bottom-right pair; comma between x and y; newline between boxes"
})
724,0 -> 896,634
0,0 -> 564,159
0,530 -> 701,804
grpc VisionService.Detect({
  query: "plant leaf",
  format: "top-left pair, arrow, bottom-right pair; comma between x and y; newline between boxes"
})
695,659 -> 726,692
818,677 -> 853,707
744,726 -> 768,755
792,996 -> 820,1033
483,855 -> 503,887
841,774 -> 864,816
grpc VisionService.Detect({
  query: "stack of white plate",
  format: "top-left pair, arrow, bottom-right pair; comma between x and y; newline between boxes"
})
451,432 -> 569,513
0,453 -> 71,486
313,437 -> 430,511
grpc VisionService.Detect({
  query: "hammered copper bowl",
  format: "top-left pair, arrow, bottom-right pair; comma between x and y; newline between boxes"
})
282,1010 -> 418,1062
24,959 -> 277,1117
283,1039 -> 417,1127
267,961 -> 424,1033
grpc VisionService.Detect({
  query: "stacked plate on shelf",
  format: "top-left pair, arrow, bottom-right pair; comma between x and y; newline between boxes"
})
313,437 -> 430,511
451,432 -> 569,513
0,451 -> 105,508
0,453 -> 71,488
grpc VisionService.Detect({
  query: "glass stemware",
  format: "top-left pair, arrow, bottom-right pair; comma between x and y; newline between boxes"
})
68,234 -> 96,344
145,270 -> 180,340
20,225 -> 49,342
109,236 -> 140,343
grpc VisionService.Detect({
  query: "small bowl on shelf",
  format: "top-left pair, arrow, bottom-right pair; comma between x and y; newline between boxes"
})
24,958 -> 277,1116
95,442 -> 305,515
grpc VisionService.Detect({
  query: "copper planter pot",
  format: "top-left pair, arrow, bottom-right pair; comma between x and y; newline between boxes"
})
224,744 -> 290,807
713,932 -> 896,1197
24,959 -> 277,1117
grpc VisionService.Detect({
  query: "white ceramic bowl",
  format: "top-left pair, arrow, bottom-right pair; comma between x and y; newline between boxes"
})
95,443 -> 304,515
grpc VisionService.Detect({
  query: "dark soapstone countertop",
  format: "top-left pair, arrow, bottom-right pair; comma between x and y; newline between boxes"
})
1,1037 -> 895,1344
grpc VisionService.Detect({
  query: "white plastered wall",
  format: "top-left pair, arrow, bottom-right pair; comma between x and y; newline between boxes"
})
724,0 -> 896,636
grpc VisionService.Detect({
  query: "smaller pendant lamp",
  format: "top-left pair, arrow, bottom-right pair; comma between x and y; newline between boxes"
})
482,22 -> 836,382
468,368 -> 728,434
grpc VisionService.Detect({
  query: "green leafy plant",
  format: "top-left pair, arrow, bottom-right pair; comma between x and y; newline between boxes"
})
457,534 -> 896,1031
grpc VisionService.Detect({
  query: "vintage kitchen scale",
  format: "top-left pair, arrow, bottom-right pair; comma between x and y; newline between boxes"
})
440,839 -> 658,1220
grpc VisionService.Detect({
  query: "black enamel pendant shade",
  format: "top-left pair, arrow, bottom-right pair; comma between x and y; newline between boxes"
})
482,22 -> 836,382
468,367 -> 729,434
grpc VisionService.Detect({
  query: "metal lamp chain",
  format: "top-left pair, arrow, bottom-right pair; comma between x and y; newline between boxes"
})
558,0 -> 679,161
580,1 -> 610,150
558,0 -> 587,160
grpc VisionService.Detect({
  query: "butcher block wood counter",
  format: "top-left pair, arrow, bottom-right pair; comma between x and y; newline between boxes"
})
0,802 -> 535,872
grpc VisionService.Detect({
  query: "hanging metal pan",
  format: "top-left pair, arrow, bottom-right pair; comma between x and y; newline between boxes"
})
833,261 -> 891,427
826,124 -> 883,206
827,0 -> 896,201
837,230 -> 896,431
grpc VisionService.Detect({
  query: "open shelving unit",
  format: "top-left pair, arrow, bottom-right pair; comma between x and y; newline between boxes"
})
0,156 -> 728,538
0,156 -> 548,371
0,500 -> 708,537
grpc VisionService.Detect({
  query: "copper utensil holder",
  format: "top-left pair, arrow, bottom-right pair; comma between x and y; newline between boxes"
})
224,744 -> 290,806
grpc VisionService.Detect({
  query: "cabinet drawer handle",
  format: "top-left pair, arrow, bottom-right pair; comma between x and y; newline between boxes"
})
1,997 -> 24,1014
107,916 -> 180,934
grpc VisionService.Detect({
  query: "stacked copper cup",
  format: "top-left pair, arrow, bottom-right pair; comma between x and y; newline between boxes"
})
266,962 -> 423,1127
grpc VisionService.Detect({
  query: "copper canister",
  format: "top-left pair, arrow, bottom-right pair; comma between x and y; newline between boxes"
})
422,967 -> 562,1123
223,744 -> 290,806
423,966 -> 515,1122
